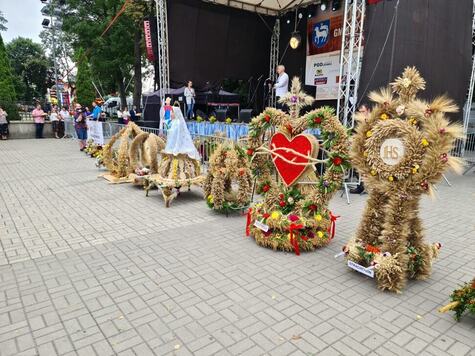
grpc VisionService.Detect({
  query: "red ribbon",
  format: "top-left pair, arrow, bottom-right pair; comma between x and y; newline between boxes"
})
245,208 -> 252,236
328,212 -> 340,240
289,223 -> 304,256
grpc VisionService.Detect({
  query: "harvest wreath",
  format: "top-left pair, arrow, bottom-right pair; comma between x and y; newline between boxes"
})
439,278 -> 475,321
343,67 -> 464,293
203,143 -> 253,213
245,78 -> 350,254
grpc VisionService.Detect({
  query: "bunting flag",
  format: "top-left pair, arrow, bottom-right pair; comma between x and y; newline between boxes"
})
368,0 -> 383,4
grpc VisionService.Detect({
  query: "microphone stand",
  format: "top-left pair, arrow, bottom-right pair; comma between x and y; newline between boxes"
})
247,76 -> 253,106
249,75 -> 264,112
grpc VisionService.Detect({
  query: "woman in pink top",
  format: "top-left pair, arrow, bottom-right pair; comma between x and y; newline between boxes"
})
31,104 -> 46,139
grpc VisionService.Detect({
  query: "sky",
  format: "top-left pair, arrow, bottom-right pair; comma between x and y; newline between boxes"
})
1,0 -> 44,44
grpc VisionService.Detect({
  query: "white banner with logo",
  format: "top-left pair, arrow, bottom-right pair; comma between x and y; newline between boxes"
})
305,50 -> 341,100
87,120 -> 104,146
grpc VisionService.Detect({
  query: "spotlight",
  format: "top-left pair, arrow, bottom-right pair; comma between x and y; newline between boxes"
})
286,18 -> 291,24
298,12 -> 303,19
307,4 -> 317,18
41,18 -> 50,28
320,1 -> 328,11
289,31 -> 301,50
332,0 -> 341,11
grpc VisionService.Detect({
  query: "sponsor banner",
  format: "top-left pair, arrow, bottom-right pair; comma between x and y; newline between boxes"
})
307,15 -> 343,56
144,20 -> 155,62
87,120 -> 104,146
305,50 -> 341,100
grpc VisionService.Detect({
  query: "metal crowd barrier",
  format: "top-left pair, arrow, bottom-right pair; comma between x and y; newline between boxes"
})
64,119 -> 240,168
453,131 -> 475,174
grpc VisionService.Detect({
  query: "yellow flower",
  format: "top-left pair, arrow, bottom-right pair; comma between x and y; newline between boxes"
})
363,150 -> 368,157
207,195 -> 214,203
317,231 -> 324,238
388,176 -> 394,182
380,113 -> 389,120
315,214 -> 322,222
408,117 -> 417,125
271,211 -> 281,220
366,130 -> 373,138
370,170 -> 377,176
421,138 -> 429,147
411,164 -> 419,174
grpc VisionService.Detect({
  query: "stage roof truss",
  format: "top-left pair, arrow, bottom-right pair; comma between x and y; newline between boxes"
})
462,0 -> 475,157
202,0 -> 321,16
337,0 -> 366,128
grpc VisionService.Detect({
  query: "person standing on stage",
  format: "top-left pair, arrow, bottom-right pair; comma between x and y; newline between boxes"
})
184,80 -> 196,120
274,65 -> 289,110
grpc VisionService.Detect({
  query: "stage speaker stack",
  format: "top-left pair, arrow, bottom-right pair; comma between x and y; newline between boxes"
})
239,109 -> 253,123
215,109 -> 228,122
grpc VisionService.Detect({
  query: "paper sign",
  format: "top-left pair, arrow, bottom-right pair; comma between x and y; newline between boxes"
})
347,260 -> 374,278
87,120 -> 104,146
254,220 -> 269,232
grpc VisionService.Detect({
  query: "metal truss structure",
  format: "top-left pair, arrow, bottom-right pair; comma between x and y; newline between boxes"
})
461,0 -> 475,157
269,19 -> 280,108
155,0 -> 170,107
336,0 -> 366,128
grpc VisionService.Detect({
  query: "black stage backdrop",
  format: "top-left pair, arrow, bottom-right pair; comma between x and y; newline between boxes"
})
167,0 -> 274,90
359,0 -> 472,120
280,0 -> 472,120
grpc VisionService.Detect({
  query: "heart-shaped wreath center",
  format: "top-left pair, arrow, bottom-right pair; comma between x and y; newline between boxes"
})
270,132 -> 318,186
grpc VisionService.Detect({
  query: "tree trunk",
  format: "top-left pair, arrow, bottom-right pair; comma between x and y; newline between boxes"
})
118,76 -> 127,109
133,28 -> 142,109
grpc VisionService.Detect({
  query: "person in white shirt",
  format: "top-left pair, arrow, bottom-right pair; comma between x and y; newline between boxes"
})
58,106 -> 70,138
49,107 -> 60,138
184,80 -> 196,119
274,65 -> 289,111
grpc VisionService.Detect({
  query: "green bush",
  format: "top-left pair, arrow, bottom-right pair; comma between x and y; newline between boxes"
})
0,34 -> 18,120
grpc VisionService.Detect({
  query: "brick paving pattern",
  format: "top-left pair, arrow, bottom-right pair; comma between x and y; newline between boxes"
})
0,138 -> 474,356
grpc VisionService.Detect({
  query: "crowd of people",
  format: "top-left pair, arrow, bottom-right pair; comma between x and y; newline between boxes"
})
0,99 -> 142,142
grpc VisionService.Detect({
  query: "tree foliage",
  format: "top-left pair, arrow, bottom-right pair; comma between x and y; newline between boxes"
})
75,48 -> 95,106
6,37 -> 53,103
0,34 -> 18,120
0,11 -> 7,32
62,0 -> 152,108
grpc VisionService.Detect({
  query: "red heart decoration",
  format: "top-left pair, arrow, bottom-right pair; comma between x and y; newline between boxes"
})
270,133 -> 318,186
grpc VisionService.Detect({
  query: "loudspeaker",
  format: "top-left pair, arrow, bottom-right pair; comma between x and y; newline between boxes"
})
215,109 -> 228,122
239,109 -> 253,123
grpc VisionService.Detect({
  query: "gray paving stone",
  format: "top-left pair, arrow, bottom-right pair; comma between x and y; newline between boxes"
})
0,138 -> 474,356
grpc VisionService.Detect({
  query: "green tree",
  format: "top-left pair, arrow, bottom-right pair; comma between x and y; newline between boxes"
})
75,48 -> 95,106
6,37 -> 52,102
40,28 -> 74,83
62,0 -> 137,108
126,1 -> 153,108
0,11 -> 7,32
0,34 -> 18,120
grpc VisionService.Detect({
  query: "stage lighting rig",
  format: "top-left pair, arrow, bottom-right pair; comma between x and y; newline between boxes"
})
332,0 -> 341,11
290,32 -> 301,49
307,4 -> 317,18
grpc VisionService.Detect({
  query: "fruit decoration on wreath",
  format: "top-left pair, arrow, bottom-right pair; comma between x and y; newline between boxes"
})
245,77 -> 350,255
341,67 -> 464,293
203,142 -> 253,213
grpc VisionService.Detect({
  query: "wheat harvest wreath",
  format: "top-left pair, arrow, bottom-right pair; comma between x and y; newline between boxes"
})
245,78 -> 350,255
343,67 -> 464,293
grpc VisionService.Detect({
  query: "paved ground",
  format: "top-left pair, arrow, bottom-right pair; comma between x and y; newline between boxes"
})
0,138 -> 474,356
